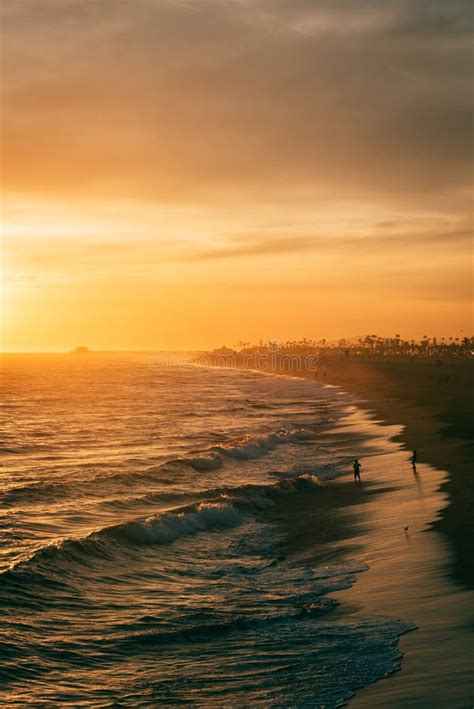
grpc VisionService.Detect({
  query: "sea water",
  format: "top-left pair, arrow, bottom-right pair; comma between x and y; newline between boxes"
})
0,354 -> 412,706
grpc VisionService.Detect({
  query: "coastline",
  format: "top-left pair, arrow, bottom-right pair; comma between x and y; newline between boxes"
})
321,357 -> 474,590
272,370 -> 474,706
200,354 -> 473,589
3,355 -> 472,705
274,360 -> 473,705
199,356 -> 473,705
318,358 -> 474,706
325,408 -> 473,707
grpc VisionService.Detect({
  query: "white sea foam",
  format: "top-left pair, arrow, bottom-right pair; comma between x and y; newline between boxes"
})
3,473 -> 325,576
1,357 -> 416,708
216,428 -> 317,460
115,474 -> 322,546
110,502 -> 245,545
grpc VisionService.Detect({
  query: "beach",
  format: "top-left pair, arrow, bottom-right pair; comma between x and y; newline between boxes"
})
1,353 -> 472,706
277,355 -> 474,706
4,0 -> 472,704
0,355 -> 413,706
322,356 -> 474,590
326,409 -> 473,707
200,351 -> 474,705
321,358 -> 474,706
211,352 -> 473,588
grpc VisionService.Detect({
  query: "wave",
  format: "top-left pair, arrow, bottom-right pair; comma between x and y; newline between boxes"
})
99,467 -> 334,512
215,428 -> 317,460
2,425 -> 323,506
113,598 -> 340,651
3,473 -> 323,579
165,427 -> 320,470
186,453 -> 223,471
110,501 -> 243,546
2,480 -> 67,505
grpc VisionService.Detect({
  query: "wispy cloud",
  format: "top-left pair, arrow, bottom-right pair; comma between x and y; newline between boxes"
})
187,236 -> 319,260
1,0 -> 472,347
186,219 -> 472,261
1,0 -> 472,208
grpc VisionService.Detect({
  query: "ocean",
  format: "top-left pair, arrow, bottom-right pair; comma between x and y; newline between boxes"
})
0,354 -> 413,707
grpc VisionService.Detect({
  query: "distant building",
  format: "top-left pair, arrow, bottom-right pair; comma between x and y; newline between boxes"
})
209,345 -> 236,369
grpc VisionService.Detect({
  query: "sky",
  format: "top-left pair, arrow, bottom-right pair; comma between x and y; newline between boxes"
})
1,0 -> 472,351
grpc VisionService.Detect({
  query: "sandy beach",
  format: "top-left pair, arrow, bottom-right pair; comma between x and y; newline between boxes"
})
3,1 -> 472,704
322,357 -> 474,591
327,409 -> 473,707
225,356 -> 474,705
2,353 -> 472,705
320,362 -> 474,707
219,354 -> 473,588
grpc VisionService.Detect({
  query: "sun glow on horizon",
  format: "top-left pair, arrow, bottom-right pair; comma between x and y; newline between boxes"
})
1,1 -> 472,351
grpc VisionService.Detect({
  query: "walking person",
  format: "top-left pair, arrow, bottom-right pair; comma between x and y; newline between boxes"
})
410,449 -> 418,473
353,458 -> 362,482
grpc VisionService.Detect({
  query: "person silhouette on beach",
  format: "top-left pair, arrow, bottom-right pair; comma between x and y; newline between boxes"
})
411,449 -> 418,473
353,459 -> 361,482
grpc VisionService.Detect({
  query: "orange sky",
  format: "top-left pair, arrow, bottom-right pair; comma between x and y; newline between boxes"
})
1,1 -> 472,351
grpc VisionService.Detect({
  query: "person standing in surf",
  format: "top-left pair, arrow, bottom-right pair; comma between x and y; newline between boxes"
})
410,449 -> 418,472
353,459 -> 362,482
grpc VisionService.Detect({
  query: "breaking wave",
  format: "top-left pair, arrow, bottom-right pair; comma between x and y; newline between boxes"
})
1,425 -> 323,506
4,474 -> 323,577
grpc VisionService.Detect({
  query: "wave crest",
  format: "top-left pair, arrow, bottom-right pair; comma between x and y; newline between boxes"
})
3,473 -> 323,578
111,502 -> 244,546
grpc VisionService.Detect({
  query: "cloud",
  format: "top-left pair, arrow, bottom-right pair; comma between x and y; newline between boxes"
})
186,218 -> 472,261
1,0 -> 472,210
187,235 -> 318,260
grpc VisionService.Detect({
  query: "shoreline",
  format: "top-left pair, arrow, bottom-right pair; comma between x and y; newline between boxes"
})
279,364 -> 474,706
199,358 -> 473,704
3,355 -> 471,705
197,355 -> 473,589
326,407 -> 473,707
321,357 -> 474,591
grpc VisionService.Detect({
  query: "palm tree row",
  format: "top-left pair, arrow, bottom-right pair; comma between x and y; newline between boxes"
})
228,334 -> 473,358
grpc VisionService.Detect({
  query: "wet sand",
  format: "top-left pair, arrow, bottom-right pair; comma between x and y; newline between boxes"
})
263,401 -> 473,706
253,364 -> 474,705
327,409 -> 473,707
203,355 -> 473,704
322,357 -> 474,589
239,355 -> 473,587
